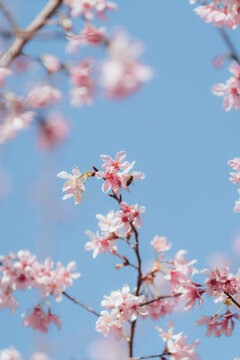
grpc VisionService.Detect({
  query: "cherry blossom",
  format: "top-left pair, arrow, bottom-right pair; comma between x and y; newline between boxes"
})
151,236 -> 172,253
96,210 -> 121,235
85,230 -> 117,258
57,167 -> 86,205
70,59 -> 95,107
156,322 -> 200,360
100,31 -> 152,98
116,202 -> 145,233
65,0 -> 117,20
41,54 -> 61,73
37,112 -> 69,151
212,61 -> 240,111
23,306 -> 61,333
0,93 -> 34,144
67,24 -> 106,53
0,347 -> 22,360
96,285 -> 148,340
27,85 -> 62,108
96,309 -> 123,340
193,1 -> 240,29
196,311 -> 240,337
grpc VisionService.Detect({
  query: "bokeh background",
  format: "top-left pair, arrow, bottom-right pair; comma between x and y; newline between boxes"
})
1,0 -> 240,359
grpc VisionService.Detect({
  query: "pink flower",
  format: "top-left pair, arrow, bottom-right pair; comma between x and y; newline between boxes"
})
0,67 -> 12,87
196,311 -> 240,337
116,202 -> 145,233
146,297 -> 177,320
100,31 -> 152,98
101,284 -> 147,321
0,347 -> 22,360
41,54 -> 61,73
212,61 -> 240,111
23,306 -> 61,333
101,151 -> 130,172
156,322 -> 200,359
37,259 -> 80,301
27,85 -> 62,108
57,167 -> 85,205
70,59 -> 95,107
37,112 -> 69,151
66,24 -> 106,53
203,267 -> 239,297
85,230 -> 117,258
0,93 -> 34,144
151,236 -> 172,252
96,170 -> 123,194
178,282 -> 205,310
95,309 -> 122,340
65,0 -> 117,20
193,2 -> 240,29
96,151 -> 145,193
229,157 -> 240,171
96,210 -> 121,235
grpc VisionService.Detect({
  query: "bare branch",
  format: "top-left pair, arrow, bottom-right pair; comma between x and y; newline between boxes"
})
0,0 -> 64,67
63,291 -> 100,317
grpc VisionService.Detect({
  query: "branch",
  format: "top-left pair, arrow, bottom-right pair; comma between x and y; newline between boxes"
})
139,294 -> 181,307
0,0 -> 64,67
131,354 -> 168,360
63,291 -> 100,317
223,290 -> 240,309
217,27 -> 240,64
0,0 -> 19,34
129,222 -> 142,358
0,29 -> 65,40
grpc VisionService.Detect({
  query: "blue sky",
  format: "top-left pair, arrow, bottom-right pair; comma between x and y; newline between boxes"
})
1,0 -> 240,359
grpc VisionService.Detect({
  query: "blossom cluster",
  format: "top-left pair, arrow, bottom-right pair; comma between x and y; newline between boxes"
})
156,321 -> 200,360
212,61 -> 240,111
57,151 -> 145,205
228,157 -> 240,211
192,0 -> 240,29
96,284 -> 147,340
0,250 -> 80,332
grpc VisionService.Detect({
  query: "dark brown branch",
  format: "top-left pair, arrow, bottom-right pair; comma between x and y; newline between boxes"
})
132,354 -> 168,360
63,291 -> 100,317
0,0 -> 64,67
139,294 -> 181,307
223,290 -> 240,309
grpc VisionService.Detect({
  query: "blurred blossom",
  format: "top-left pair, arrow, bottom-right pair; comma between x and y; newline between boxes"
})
100,30 -> 152,99
207,252 -> 233,269
31,353 -> 51,360
88,338 -> 126,360
37,112 -> 70,151
233,235 -> 240,257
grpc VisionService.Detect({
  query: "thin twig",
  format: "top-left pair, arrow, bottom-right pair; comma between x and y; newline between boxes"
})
217,27 -> 240,63
223,290 -> 240,309
0,29 -> 65,40
139,294 -> 181,307
131,354 -> 168,360
63,291 -> 100,317
0,0 -> 19,34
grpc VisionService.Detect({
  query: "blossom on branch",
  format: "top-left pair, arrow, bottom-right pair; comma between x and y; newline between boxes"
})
192,1 -> 240,29
156,321 -> 200,360
57,167 -> 86,205
212,61 -> 240,111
